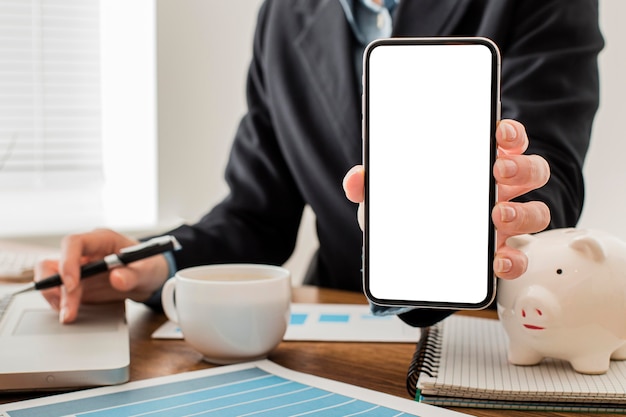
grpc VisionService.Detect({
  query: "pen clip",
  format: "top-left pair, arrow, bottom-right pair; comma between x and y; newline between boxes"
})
120,236 -> 181,254
116,236 -> 182,266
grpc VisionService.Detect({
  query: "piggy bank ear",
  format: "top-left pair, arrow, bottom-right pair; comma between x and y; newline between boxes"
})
570,235 -> 606,262
506,234 -> 534,250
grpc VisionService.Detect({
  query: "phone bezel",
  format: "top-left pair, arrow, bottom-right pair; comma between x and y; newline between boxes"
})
362,37 -> 501,310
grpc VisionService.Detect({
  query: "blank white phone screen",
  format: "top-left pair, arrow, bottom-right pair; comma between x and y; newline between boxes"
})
365,41 -> 497,307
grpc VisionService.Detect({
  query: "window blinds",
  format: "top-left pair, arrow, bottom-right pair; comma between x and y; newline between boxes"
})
0,0 -> 102,185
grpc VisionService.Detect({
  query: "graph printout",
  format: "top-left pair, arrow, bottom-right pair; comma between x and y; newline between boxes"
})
284,304 -> 421,342
0,361 -> 469,417
152,304 -> 421,343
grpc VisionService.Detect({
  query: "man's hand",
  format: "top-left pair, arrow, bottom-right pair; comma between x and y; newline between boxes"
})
35,228 -> 171,324
342,118 -> 550,280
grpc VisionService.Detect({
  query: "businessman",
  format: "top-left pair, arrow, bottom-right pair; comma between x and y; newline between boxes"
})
36,0 -> 603,326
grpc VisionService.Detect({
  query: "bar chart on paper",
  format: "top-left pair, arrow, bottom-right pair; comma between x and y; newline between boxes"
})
284,303 -> 421,342
152,304 -> 421,343
0,361 -> 468,417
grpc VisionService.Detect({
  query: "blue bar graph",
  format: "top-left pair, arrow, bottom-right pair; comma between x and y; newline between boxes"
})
5,367 -> 419,417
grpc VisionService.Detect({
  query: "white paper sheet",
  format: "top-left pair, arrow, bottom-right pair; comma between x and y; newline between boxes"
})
151,303 -> 421,343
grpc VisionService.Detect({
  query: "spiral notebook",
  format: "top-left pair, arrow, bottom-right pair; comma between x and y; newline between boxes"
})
407,315 -> 626,412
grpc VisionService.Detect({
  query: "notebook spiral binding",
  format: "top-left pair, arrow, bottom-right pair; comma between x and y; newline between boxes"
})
406,321 -> 444,398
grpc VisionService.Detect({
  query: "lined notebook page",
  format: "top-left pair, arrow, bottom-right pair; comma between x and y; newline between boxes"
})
418,315 -> 626,403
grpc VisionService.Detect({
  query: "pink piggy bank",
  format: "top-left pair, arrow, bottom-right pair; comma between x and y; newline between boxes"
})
497,228 -> 626,374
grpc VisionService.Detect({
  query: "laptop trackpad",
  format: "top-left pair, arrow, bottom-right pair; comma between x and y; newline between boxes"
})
14,306 -> 120,335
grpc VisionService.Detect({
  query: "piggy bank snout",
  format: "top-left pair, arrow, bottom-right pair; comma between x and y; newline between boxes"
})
513,285 -> 560,329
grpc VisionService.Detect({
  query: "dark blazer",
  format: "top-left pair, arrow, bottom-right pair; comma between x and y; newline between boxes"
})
165,0 -> 603,326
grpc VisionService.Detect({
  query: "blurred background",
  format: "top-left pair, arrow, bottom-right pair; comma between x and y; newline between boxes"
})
0,1 -> 623,286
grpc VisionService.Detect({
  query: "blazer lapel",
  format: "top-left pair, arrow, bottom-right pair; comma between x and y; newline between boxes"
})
292,0 -> 472,157
294,0 -> 362,155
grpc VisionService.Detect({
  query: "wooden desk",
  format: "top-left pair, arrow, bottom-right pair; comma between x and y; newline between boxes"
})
1,286 -> 622,417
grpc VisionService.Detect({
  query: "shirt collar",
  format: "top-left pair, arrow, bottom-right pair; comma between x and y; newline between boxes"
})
338,0 -> 398,46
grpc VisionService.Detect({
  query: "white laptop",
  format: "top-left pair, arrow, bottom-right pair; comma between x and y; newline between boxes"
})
0,287 -> 129,391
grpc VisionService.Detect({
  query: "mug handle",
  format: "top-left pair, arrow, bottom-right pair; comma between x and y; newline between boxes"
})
161,277 -> 179,324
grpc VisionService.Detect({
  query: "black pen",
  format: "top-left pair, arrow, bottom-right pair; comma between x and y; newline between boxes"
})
14,236 -> 181,294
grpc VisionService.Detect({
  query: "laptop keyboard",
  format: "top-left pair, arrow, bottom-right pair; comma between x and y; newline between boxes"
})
0,293 -> 13,320
0,251 -> 43,282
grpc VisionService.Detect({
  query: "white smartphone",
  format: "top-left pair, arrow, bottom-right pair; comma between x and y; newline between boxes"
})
363,37 -> 500,309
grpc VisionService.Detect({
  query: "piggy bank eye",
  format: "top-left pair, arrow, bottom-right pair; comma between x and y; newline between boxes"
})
556,269 -> 563,275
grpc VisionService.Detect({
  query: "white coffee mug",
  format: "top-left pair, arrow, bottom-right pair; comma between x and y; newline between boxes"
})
161,264 -> 291,364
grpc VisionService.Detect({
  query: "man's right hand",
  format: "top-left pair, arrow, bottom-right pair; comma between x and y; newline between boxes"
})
35,228 -> 171,324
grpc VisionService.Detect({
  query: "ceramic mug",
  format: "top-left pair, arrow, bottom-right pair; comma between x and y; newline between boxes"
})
161,264 -> 291,364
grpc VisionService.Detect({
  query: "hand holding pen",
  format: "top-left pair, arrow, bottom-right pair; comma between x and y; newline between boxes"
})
31,230 -> 182,323
18,236 -> 181,295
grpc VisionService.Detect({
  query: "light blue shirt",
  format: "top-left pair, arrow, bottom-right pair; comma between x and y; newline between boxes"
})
337,0 -> 398,89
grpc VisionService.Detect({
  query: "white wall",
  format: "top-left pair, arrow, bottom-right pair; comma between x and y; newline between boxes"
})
577,2 -> 626,239
156,1 -> 259,224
